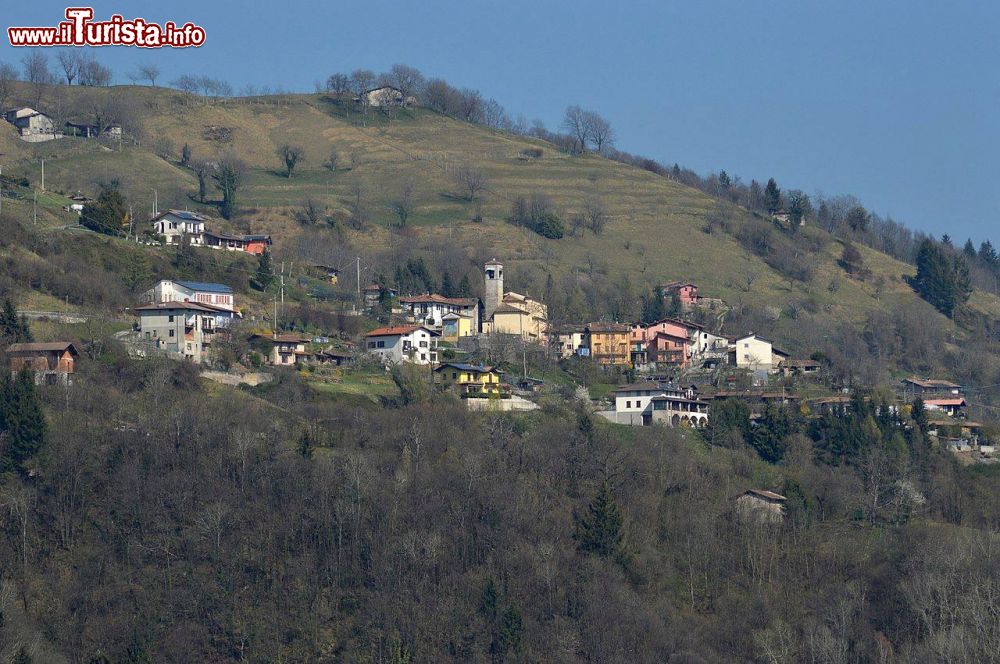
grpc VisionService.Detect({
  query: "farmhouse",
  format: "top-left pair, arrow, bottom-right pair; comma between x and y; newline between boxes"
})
7,342 -> 79,385
365,325 -> 438,365
3,107 -> 59,141
735,490 -> 787,523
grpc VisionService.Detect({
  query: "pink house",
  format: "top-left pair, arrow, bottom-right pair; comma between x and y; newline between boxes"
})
630,318 -> 701,367
662,282 -> 699,306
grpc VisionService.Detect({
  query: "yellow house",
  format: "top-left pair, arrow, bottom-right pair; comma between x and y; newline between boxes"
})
434,363 -> 505,395
583,322 -> 632,366
441,312 -> 476,341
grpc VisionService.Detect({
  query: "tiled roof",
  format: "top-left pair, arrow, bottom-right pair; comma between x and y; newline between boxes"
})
7,341 -> 78,354
923,398 -> 967,407
366,325 -> 432,337
585,322 -> 631,333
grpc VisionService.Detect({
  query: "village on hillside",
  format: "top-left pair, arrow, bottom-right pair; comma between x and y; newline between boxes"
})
7,202 -> 991,467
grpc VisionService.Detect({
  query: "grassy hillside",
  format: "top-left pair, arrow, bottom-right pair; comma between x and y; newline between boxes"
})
3,82 -> 999,357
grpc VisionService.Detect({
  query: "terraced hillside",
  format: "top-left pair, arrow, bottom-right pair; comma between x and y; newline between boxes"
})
3,82 -> 999,363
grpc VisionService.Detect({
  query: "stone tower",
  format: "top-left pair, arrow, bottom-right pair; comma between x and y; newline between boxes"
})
484,259 -> 504,321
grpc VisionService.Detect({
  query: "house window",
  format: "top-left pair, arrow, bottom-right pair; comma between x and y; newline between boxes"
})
420,354 -> 427,361
377,341 -> 385,348
453,372 -> 458,380
368,341 -> 376,349
419,341 -> 427,348
168,315 -> 175,322
626,400 -> 631,408
186,343 -> 192,350
168,329 -> 175,337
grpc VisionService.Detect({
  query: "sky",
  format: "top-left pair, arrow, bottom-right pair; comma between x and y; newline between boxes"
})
2,0 -> 998,244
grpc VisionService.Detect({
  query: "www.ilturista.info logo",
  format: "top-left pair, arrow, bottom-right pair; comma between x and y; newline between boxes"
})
8,7 -> 205,48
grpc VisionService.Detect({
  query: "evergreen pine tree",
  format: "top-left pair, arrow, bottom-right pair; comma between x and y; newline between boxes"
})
0,299 -> 32,344
253,249 -> 275,291
440,271 -> 455,297
456,275 -> 472,298
764,178 -> 781,213
575,481 -> 625,560
964,238 -> 977,258
1,368 -> 46,473
914,239 -> 971,317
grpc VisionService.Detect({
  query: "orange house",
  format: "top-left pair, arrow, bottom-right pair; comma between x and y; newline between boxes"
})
7,341 -> 79,385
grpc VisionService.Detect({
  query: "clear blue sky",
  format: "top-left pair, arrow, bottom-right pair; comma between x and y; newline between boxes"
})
3,0 -> 998,244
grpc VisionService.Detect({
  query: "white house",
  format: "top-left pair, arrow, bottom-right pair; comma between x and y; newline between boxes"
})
151,210 -> 209,245
143,280 -> 235,312
729,334 -> 788,373
608,382 -> 705,427
364,325 -> 438,365
398,294 -> 480,333
134,301 -> 235,363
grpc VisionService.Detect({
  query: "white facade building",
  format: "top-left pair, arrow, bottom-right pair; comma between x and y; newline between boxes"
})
151,210 -> 209,245
143,280 -> 235,312
364,325 -> 439,365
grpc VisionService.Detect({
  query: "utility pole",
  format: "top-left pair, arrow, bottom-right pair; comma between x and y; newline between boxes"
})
280,274 -> 285,321
356,257 -> 361,299
40,158 -> 44,192
273,296 -> 278,334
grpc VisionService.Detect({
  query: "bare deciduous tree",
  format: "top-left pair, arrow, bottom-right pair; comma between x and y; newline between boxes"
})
0,62 -> 17,110
172,74 -> 200,94
324,148 -> 340,171
278,144 -> 305,178
388,180 -> 416,227
139,64 -> 161,86
387,64 -> 423,103
349,69 -> 376,124
296,198 -> 326,226
562,105 -> 589,153
583,196 -> 608,234
22,50 -> 54,107
454,164 -> 487,201
56,50 -> 81,85
583,110 -> 615,154
326,73 -> 350,97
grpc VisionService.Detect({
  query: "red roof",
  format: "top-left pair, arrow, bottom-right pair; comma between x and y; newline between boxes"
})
923,398 -> 967,407
7,341 -> 79,355
366,325 -> 433,337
